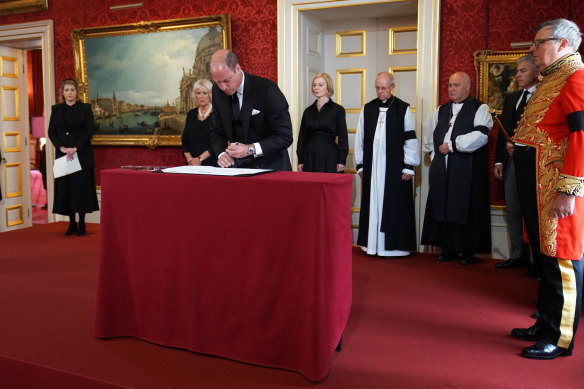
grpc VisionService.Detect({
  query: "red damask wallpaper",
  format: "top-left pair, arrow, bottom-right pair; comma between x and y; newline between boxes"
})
0,0 -> 277,184
1,0 -> 583,197
439,0 -> 584,204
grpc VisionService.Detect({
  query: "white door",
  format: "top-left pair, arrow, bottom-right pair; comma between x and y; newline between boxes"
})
298,7 -> 418,245
0,47 -> 31,231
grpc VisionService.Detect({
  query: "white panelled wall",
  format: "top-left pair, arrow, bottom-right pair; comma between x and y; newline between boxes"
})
279,0 -> 510,259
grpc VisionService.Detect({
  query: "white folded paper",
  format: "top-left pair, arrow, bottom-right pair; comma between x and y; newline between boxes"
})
53,152 -> 82,178
162,165 -> 272,176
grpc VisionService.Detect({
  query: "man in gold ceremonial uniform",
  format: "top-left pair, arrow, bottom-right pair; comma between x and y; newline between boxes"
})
510,18 -> 584,360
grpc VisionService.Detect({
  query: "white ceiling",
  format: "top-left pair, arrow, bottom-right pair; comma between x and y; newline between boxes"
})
0,38 -> 41,50
302,0 -> 418,22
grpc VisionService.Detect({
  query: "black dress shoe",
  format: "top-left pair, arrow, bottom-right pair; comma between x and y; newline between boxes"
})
76,225 -> 86,236
531,311 -> 540,319
525,264 -> 538,277
522,342 -> 572,359
65,224 -> 77,236
495,257 -> 529,268
437,250 -> 456,262
511,324 -> 542,341
459,253 -> 474,265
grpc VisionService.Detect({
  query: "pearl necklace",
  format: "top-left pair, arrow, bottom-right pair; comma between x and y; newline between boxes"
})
198,104 -> 212,120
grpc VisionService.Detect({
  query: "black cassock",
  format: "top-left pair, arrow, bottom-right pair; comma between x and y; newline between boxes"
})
357,97 -> 418,253
421,97 -> 492,254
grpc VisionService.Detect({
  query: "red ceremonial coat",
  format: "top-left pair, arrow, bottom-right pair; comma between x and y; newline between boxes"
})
514,53 -> 584,261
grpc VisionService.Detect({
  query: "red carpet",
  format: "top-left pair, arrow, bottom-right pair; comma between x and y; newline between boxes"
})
0,222 -> 582,388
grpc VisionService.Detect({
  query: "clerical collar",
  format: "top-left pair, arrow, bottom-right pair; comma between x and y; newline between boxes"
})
378,96 -> 394,107
541,52 -> 582,77
451,96 -> 471,105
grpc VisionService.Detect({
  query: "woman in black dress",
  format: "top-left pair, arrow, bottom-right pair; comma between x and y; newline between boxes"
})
48,78 -> 99,236
181,79 -> 216,166
297,72 -> 348,173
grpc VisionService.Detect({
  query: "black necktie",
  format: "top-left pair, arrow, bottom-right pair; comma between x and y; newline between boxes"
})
514,90 -> 529,125
231,93 -> 240,120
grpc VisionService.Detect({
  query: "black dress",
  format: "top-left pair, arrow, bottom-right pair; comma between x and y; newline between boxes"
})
297,99 -> 348,172
48,102 -> 99,215
181,108 -> 217,166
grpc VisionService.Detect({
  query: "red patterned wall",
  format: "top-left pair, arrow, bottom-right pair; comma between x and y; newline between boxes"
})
0,0 -> 277,184
440,0 -> 584,204
1,0 -> 584,196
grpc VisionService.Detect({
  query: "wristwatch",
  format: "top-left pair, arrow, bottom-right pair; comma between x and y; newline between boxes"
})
248,144 -> 254,156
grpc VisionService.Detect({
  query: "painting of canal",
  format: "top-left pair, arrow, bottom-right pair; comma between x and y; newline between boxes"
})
84,25 -> 223,136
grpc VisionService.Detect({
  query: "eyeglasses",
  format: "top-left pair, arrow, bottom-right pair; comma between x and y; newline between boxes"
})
531,37 -> 561,48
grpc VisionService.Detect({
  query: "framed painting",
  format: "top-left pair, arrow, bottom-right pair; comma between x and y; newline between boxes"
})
473,49 -> 530,114
0,0 -> 47,16
72,15 -> 231,148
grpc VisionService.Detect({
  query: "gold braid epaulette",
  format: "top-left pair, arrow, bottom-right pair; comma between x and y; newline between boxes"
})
557,174 -> 584,197
541,52 -> 582,76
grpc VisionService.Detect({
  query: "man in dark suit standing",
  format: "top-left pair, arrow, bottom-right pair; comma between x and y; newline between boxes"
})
494,54 -> 539,268
209,49 -> 293,170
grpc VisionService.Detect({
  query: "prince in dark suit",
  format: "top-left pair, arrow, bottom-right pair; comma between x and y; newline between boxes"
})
493,54 -> 539,268
209,49 -> 293,170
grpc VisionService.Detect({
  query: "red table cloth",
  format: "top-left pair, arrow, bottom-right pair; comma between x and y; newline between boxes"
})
95,169 -> 353,381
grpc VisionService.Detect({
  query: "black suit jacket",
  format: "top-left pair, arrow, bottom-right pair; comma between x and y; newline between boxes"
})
210,72 -> 293,171
495,90 -> 523,168
48,102 -> 95,170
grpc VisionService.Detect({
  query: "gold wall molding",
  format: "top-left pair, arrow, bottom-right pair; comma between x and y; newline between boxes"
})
389,66 -> 417,111
2,85 -> 20,121
3,131 -> 21,152
1,56 -> 18,78
6,204 -> 24,227
4,162 -> 23,198
336,30 -> 365,57
388,26 -> 417,55
0,0 -> 47,16
336,68 -> 366,113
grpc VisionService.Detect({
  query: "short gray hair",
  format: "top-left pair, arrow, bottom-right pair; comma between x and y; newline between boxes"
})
535,18 -> 582,51
517,54 -> 537,71
192,78 -> 213,101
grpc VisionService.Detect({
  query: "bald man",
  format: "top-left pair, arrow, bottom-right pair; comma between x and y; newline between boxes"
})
209,49 -> 293,170
421,72 -> 493,265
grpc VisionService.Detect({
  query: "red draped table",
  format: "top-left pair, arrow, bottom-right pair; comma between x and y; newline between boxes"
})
95,169 -> 353,381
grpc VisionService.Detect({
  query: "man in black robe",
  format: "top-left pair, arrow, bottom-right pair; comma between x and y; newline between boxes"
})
354,72 -> 419,257
421,72 -> 493,265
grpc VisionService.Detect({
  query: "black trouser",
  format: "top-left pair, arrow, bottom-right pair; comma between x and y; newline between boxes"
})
514,146 -> 584,350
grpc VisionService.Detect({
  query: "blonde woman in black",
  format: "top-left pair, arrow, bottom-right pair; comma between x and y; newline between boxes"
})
297,72 -> 348,173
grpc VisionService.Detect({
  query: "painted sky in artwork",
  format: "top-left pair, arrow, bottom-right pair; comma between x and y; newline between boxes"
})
85,28 -> 211,106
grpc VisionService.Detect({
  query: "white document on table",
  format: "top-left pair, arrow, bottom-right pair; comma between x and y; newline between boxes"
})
53,152 -> 82,178
162,165 -> 272,176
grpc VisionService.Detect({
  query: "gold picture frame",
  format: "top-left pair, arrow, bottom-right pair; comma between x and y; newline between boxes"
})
72,15 -> 231,148
0,0 -> 47,16
474,49 -> 530,114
